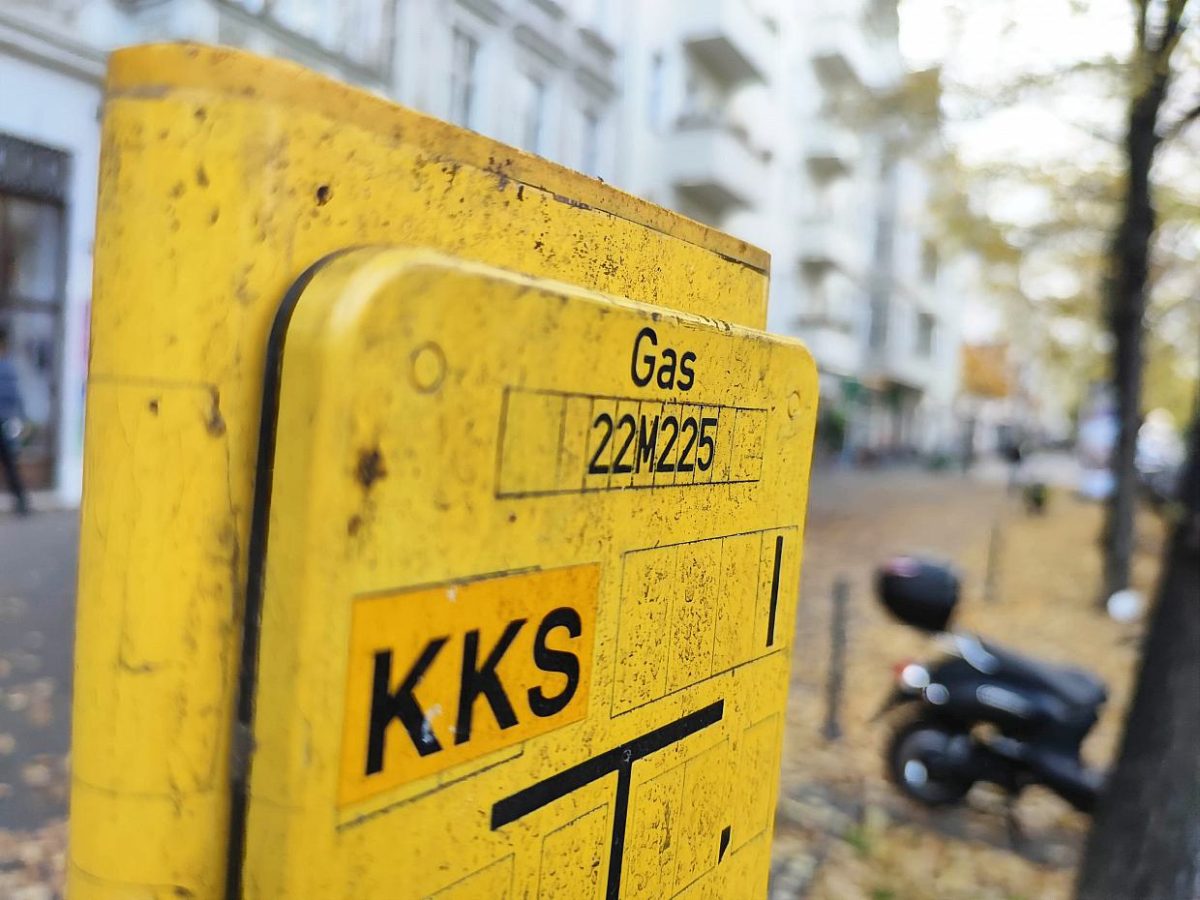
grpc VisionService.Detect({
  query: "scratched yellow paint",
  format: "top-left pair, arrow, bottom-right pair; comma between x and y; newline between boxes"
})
242,248 -> 816,897
69,43 -> 811,899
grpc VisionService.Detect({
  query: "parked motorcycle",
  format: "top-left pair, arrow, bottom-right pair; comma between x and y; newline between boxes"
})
874,557 -> 1107,814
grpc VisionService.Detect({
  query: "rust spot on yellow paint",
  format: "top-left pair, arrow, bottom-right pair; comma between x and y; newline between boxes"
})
205,390 -> 227,437
356,447 -> 386,490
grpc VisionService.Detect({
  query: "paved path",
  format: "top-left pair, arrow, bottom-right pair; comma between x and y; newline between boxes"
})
0,464 -> 1047,900
0,509 -> 78,830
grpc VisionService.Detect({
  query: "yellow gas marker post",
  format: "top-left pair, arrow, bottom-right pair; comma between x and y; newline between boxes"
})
71,44 -> 817,899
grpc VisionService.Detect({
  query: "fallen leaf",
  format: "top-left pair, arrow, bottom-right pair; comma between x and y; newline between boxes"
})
20,763 -> 51,789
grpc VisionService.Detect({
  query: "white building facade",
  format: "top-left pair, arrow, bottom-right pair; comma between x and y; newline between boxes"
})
611,0 -> 962,462
0,0 -> 962,504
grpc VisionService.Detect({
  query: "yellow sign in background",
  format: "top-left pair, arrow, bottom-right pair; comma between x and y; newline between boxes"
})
69,43 -> 815,899
241,249 -> 817,897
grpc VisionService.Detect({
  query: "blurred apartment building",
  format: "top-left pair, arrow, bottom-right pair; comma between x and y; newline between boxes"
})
616,0 -> 962,463
0,0 -> 961,504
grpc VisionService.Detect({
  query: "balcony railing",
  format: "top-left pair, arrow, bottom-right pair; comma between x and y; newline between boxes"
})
668,112 -> 768,216
796,217 -> 863,274
808,14 -> 903,94
803,119 -> 860,180
680,0 -> 774,85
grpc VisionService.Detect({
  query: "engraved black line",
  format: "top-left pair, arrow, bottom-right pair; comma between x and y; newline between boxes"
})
624,524 -> 799,557
611,644 -> 781,719
226,248 -> 359,900
496,478 -> 761,500
423,854 -> 515,899
554,393 -> 568,488
336,745 -> 526,832
767,535 -> 784,647
504,383 -> 767,414
609,526 -> 799,718
494,386 -> 512,496
491,701 -> 724,899
536,805 -> 610,899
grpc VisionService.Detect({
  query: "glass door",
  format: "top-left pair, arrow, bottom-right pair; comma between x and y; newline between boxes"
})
0,191 -> 65,491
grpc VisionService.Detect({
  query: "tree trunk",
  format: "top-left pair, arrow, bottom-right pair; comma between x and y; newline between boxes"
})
1102,68 -> 1169,600
1077,417 -> 1200,900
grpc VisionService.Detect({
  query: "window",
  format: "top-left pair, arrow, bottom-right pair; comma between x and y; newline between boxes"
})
0,192 -> 65,489
922,239 -> 939,282
868,297 -> 889,350
916,312 -> 936,357
340,0 -> 391,70
450,29 -> 481,130
517,74 -> 547,155
648,53 -> 664,129
580,109 -> 601,176
0,198 -> 59,304
576,0 -> 609,30
272,0 -> 327,45
223,0 -> 392,70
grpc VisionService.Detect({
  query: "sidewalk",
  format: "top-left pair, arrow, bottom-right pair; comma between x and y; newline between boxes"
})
0,508 -> 78,830
771,465 -> 1158,900
0,464 -> 1159,899
971,449 -> 1083,491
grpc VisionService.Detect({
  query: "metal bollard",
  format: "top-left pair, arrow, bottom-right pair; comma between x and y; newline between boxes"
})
985,521 -> 1004,603
823,577 -> 849,741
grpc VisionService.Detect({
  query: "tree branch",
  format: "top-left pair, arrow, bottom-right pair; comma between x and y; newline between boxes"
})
1155,0 -> 1188,59
1135,0 -> 1150,50
1159,99 -> 1200,141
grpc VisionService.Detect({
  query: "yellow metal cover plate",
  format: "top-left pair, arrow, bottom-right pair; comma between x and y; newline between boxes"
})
73,43 -> 781,898
241,248 -> 817,898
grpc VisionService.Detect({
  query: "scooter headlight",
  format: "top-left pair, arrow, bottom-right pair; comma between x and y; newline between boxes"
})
899,663 -> 931,691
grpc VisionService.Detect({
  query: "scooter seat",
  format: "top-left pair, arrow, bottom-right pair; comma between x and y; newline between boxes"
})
981,641 -> 1107,710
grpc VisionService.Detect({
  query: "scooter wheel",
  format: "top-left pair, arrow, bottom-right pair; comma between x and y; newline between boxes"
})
887,715 -> 975,806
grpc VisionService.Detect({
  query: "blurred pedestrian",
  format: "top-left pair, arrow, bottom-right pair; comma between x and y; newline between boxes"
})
1003,434 -> 1025,493
960,416 -> 977,474
0,325 -> 30,516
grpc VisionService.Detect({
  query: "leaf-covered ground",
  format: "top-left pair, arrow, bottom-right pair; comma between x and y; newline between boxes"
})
770,466 -> 1161,900
0,508 -> 76,899
0,465 -> 1162,898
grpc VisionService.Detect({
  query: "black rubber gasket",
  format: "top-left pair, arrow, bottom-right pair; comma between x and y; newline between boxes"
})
224,248 -> 358,900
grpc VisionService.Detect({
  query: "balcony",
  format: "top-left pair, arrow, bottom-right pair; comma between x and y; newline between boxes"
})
668,113 -> 766,217
864,348 -> 936,392
790,264 -> 864,376
794,323 -> 862,379
808,15 -> 903,94
796,217 -> 862,274
803,119 -> 860,181
861,304 -> 938,391
680,0 -> 774,85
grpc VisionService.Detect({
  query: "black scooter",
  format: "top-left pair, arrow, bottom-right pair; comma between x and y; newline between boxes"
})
874,557 -> 1106,814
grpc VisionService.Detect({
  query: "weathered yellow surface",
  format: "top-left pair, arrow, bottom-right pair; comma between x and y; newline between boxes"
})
243,249 -> 817,897
70,42 -> 807,899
